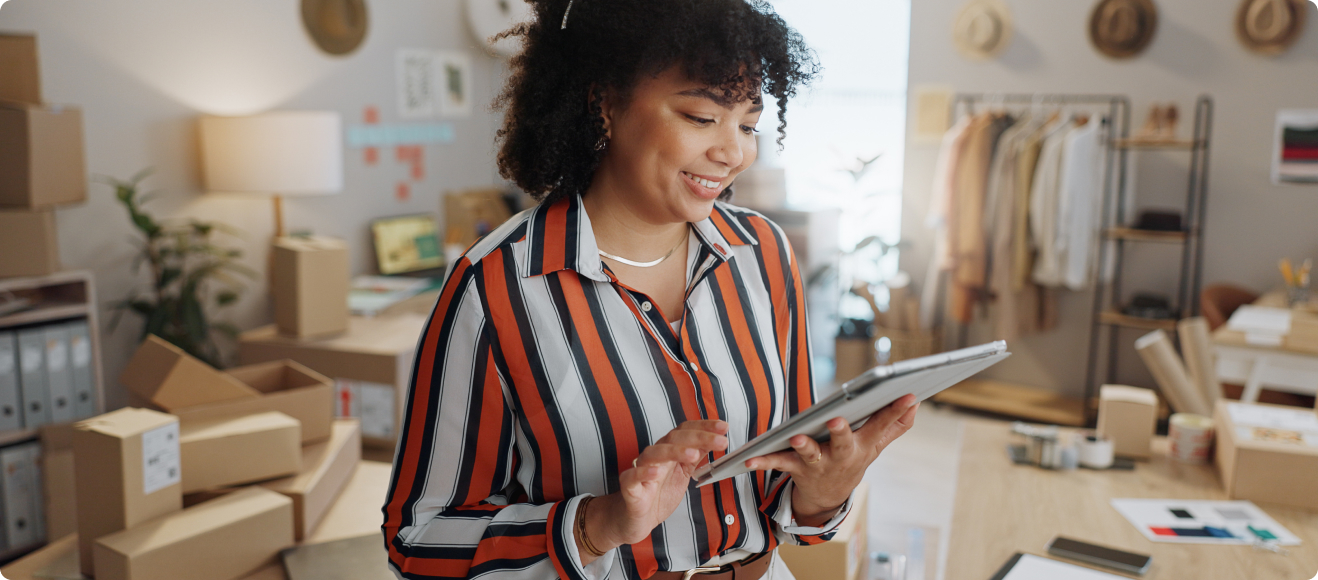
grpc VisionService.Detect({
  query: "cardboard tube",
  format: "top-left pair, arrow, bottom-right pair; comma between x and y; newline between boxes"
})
1134,330 -> 1211,416
1177,317 -> 1222,409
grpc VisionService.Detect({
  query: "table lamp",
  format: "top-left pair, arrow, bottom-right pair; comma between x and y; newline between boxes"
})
199,111 -> 343,237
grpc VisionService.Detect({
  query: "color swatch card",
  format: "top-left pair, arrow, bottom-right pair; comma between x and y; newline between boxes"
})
1111,499 -> 1301,545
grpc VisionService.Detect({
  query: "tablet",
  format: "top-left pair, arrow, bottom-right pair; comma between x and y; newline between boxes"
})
693,341 -> 1009,486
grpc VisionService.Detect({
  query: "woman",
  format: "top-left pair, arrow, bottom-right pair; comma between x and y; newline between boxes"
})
382,1 -> 920,579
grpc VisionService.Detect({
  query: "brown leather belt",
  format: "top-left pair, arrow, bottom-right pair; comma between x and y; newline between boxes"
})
648,550 -> 774,580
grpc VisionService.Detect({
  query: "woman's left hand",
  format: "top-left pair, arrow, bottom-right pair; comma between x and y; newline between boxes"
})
745,394 -> 920,526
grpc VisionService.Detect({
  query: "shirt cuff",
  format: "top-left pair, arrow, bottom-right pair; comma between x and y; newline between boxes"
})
771,480 -> 854,538
547,495 -> 617,580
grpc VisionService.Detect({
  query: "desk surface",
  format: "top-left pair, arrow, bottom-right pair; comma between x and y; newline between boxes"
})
946,419 -> 1318,579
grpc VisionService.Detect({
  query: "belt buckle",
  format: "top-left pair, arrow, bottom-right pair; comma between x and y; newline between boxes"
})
681,566 -> 723,580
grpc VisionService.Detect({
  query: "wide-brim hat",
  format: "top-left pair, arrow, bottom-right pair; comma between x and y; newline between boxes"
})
953,0 -> 1013,60
1236,0 -> 1307,56
1088,0 -> 1159,59
302,0 -> 369,56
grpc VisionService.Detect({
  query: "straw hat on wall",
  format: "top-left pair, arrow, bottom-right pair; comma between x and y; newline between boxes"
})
1235,0 -> 1307,56
1088,0 -> 1159,59
302,0 -> 369,56
953,0 -> 1014,60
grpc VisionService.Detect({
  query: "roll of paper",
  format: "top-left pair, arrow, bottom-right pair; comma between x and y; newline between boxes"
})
1177,317 -> 1221,409
1134,330 -> 1211,416
1077,432 -> 1114,469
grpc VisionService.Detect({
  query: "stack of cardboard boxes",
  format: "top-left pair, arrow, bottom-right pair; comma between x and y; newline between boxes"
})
45,334 -> 367,580
0,33 -> 87,278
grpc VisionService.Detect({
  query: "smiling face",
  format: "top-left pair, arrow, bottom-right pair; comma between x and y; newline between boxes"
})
589,66 -> 764,226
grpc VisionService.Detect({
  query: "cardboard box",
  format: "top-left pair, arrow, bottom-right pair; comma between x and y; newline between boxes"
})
180,411 -> 302,493
779,486 -> 868,580
120,334 -> 261,410
443,188 -> 513,250
40,423 -> 78,542
171,359 -> 334,444
238,315 -> 424,446
0,103 -> 86,209
305,460 -> 392,545
1214,400 -> 1318,510
261,419 -> 361,540
0,209 -> 60,277
0,34 -> 41,106
1096,384 -> 1158,459
93,487 -> 294,580
73,408 -> 183,577
272,236 -> 350,339
0,534 -> 77,580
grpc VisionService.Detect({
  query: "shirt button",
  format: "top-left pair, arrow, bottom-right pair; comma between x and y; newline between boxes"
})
715,243 -> 726,254
641,301 -> 652,312
690,362 -> 700,373
724,514 -> 735,525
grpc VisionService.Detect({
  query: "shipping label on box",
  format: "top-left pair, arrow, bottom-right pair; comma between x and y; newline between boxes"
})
336,379 -> 395,440
142,422 -> 181,495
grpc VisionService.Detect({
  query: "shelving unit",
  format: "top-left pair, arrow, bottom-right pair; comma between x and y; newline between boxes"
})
0,271 -> 107,447
1085,96 -> 1215,419
0,271 -> 106,564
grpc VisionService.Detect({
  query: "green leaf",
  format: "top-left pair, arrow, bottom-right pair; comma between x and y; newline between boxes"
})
216,290 -> 239,306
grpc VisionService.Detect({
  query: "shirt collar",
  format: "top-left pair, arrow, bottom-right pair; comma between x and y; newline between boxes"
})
521,195 -> 757,280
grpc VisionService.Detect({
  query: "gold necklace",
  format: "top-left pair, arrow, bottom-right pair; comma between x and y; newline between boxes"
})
598,230 -> 686,268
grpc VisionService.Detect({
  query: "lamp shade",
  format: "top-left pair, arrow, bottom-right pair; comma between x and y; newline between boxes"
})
199,111 -> 343,195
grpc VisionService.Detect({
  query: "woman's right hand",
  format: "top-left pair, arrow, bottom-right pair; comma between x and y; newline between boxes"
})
583,420 -> 729,557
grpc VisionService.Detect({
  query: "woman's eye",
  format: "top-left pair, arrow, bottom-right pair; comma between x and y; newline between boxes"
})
685,115 -> 715,125
740,125 -> 759,135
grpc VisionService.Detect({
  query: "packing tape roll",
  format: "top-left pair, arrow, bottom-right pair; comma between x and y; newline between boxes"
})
1078,431 -> 1114,469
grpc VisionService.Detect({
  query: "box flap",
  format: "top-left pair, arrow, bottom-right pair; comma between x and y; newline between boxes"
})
180,411 -> 301,442
74,407 -> 175,438
120,335 -> 261,409
95,487 -> 290,555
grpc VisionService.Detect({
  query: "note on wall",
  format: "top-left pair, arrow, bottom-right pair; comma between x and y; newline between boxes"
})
1273,109 -> 1318,185
395,48 -> 473,120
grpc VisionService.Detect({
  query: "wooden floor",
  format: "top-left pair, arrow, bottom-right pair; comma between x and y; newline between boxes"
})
932,378 -> 1088,426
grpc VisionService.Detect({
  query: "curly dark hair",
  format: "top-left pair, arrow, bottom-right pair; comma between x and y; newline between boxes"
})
493,0 -> 819,205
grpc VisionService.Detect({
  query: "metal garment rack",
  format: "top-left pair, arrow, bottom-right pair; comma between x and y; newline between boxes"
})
934,93 -> 1130,424
1085,95 -> 1215,419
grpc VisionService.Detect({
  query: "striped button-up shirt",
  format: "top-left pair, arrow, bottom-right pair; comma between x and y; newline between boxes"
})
383,195 -> 850,580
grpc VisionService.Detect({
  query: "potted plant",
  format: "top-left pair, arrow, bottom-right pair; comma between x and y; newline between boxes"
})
106,169 -> 254,367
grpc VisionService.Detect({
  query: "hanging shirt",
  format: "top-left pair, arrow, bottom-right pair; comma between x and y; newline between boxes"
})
1029,119 -> 1076,287
382,195 -> 850,580
1057,119 -> 1106,290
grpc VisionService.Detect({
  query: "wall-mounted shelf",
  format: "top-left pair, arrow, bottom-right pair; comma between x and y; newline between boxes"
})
1104,227 -> 1188,243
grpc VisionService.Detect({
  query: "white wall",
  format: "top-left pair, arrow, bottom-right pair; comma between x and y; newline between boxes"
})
0,0 -> 506,409
903,0 -> 1318,397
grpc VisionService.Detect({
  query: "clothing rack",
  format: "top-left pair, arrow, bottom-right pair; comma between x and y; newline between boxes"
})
930,92 -> 1132,426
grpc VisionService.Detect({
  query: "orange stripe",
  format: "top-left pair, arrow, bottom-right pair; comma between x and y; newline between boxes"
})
700,485 -> 725,556
712,267 -> 771,435
543,199 -> 568,273
787,242 -> 812,413
709,209 -> 743,244
629,536 -> 660,579
384,258 -> 472,567
483,249 -> 565,500
748,219 -> 791,383
401,556 -> 473,577
462,349 -> 507,505
559,272 -> 641,462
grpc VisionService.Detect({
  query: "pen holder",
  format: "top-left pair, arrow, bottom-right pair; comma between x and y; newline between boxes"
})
1286,286 -> 1311,309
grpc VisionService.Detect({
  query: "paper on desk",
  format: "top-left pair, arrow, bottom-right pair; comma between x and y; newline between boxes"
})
996,554 -> 1130,580
1111,499 -> 1301,546
1227,305 -> 1292,345
1228,402 -> 1318,447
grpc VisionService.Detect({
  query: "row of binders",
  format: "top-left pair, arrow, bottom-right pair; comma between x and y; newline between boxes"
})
0,319 -> 98,431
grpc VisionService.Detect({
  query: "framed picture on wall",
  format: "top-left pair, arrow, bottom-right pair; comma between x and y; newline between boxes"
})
435,50 -> 472,119
1273,109 -> 1318,185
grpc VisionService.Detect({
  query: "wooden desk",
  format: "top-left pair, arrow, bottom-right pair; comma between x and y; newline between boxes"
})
1212,292 -> 1318,403
945,420 -> 1318,578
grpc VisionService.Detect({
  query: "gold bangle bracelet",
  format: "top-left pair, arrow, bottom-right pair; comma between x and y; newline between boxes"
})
576,496 -> 607,558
